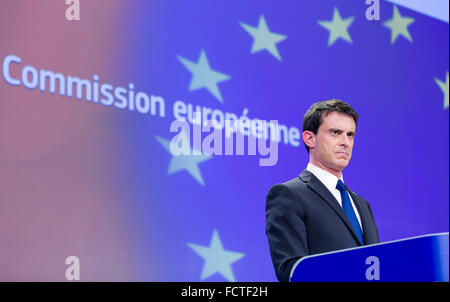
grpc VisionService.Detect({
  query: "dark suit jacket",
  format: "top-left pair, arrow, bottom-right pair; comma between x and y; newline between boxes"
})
265,170 -> 380,282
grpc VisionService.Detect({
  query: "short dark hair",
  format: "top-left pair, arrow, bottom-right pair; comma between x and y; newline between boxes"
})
302,99 -> 359,153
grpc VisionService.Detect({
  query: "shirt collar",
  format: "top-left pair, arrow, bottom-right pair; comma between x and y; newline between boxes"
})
306,162 -> 344,192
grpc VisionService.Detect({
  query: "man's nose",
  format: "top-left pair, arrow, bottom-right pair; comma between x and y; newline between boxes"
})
339,134 -> 351,147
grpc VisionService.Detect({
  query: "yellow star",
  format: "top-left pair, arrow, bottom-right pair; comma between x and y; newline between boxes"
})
318,7 -> 355,47
383,5 -> 415,44
435,71 -> 449,110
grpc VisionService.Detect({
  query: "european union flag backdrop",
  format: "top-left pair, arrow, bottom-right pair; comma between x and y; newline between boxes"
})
0,0 -> 448,281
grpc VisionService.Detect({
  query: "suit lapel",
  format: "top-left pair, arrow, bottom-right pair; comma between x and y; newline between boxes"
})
347,188 -> 378,245
299,170 -> 363,246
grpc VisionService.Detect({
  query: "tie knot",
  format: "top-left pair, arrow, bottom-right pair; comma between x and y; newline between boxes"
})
336,179 -> 346,192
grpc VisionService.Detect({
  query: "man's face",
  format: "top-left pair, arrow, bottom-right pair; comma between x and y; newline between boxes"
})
310,111 -> 356,176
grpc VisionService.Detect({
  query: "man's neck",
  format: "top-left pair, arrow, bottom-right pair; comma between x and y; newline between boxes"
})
309,159 -> 342,178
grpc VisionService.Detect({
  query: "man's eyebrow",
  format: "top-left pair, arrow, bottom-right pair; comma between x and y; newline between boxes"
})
329,128 -> 356,135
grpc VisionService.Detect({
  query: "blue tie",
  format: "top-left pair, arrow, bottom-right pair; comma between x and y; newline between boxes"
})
336,180 -> 364,245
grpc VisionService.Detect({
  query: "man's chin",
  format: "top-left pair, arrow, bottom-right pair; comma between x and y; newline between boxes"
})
333,159 -> 350,171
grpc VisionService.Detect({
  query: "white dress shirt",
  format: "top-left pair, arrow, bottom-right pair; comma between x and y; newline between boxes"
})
306,163 -> 363,231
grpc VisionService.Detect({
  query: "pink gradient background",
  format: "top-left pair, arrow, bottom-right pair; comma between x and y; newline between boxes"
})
0,1 -> 152,281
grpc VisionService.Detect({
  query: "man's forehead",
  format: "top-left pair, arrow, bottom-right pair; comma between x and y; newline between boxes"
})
321,111 -> 356,130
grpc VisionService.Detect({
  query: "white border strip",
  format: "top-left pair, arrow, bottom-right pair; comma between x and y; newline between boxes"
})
384,0 -> 449,23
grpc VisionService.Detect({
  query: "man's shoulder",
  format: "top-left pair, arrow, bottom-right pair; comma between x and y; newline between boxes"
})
267,171 -> 311,195
271,175 -> 302,188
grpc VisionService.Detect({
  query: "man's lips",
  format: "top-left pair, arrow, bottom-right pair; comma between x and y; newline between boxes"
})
335,152 -> 349,157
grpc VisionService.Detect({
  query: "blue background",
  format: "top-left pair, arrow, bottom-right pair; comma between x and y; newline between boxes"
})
0,0 -> 448,281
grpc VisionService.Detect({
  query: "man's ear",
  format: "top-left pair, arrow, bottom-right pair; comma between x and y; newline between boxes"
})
302,131 -> 315,149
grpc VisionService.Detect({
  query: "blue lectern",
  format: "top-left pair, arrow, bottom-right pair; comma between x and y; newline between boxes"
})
290,233 -> 449,282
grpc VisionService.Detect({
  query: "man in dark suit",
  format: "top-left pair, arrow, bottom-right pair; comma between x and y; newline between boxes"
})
265,99 -> 380,282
